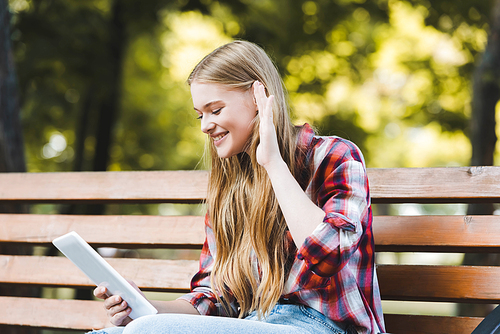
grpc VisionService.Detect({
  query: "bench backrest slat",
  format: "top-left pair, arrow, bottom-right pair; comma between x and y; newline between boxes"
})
0,171 -> 209,204
373,215 -> 500,252
378,264 -> 500,303
383,314 -> 482,334
3,255 -> 500,304
4,214 -> 500,252
0,255 -> 195,292
1,167 -> 500,203
0,297 -> 110,330
0,214 -> 205,248
368,167 -> 500,203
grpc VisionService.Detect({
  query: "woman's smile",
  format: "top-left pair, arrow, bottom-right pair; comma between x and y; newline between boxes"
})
191,81 -> 257,158
212,131 -> 229,146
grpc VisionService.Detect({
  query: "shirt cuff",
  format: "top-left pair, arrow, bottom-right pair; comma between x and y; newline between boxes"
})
177,289 -> 218,316
296,213 -> 357,276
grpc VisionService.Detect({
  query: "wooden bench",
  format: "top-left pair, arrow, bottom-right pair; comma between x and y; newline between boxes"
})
1,167 -> 500,333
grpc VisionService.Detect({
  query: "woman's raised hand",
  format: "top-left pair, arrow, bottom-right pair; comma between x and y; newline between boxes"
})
253,81 -> 282,169
94,284 -> 133,326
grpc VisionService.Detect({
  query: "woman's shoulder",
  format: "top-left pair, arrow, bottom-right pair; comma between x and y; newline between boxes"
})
297,124 -> 365,166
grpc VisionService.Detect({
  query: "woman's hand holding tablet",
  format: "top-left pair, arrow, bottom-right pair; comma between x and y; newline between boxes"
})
52,231 -> 158,321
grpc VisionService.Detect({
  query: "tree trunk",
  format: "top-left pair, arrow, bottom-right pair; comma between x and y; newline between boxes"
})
62,0 -> 126,217
0,1 -> 38,333
85,0 -> 126,216
73,0 -> 127,302
92,0 -> 126,173
0,0 -> 25,175
460,0 -> 500,318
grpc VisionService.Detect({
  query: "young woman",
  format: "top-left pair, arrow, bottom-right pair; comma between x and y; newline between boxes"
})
91,40 -> 385,334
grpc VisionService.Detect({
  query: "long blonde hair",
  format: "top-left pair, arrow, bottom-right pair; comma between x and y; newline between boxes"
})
189,40 -> 299,318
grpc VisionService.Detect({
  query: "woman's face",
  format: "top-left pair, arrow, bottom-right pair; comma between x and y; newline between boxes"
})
191,81 -> 258,158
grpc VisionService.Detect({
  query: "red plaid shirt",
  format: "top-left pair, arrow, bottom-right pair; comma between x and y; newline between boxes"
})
179,124 -> 385,333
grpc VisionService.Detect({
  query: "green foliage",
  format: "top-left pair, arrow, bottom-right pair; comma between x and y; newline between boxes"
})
8,0 -> 497,172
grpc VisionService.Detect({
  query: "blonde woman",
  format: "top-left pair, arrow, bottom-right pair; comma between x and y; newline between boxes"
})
92,40 -> 385,334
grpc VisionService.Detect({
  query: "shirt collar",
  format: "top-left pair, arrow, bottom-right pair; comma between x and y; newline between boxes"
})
296,123 -> 315,149
294,123 -> 315,190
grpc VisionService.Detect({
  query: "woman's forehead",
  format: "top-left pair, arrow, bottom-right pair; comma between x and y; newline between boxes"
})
191,82 -> 251,107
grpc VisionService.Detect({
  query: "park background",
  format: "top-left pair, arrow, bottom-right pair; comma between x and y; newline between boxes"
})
1,0 -> 500,332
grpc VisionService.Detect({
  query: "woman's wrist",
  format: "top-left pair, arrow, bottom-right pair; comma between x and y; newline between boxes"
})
262,158 -> 288,178
151,299 -> 200,315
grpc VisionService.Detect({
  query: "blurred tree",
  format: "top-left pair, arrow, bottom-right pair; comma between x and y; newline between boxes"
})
460,0 -> 500,318
0,0 -> 25,174
470,0 -> 500,169
13,0 -> 491,175
0,1 -> 37,333
179,0 -> 490,166
13,0 -> 179,174
83,0 -> 126,219
91,0 -> 125,173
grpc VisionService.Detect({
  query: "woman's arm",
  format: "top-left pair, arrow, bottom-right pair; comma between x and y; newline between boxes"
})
253,81 -> 325,248
261,158 -> 325,249
152,299 -> 200,315
255,81 -> 370,277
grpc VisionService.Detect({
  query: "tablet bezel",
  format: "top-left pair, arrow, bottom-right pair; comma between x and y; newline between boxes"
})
52,231 -> 158,319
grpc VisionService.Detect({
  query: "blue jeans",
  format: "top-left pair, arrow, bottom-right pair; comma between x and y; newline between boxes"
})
88,303 -> 348,334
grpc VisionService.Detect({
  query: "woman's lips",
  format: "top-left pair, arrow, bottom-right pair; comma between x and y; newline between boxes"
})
212,132 -> 228,146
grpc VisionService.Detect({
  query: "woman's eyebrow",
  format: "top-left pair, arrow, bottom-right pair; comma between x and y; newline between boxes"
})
194,100 -> 223,111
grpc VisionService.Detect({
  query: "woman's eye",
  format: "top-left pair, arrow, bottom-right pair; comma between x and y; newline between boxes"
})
196,108 -> 222,120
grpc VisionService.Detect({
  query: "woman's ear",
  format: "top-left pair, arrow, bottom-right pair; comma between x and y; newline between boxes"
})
252,81 -> 258,106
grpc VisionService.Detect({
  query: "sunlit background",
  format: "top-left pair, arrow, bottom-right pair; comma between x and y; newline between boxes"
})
10,0 -> 499,173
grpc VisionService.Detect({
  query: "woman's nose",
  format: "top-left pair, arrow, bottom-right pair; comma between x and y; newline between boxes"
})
201,116 -> 215,134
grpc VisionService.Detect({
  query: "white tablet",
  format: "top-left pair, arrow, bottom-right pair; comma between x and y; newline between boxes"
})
52,231 -> 158,319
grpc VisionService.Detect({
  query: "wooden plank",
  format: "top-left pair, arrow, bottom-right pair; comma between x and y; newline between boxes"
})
5,256 -> 500,304
384,314 -> 482,334
0,296 -> 111,330
378,265 -> 500,303
0,214 -> 205,248
0,255 -> 197,292
4,213 -> 500,251
0,170 -> 208,204
0,167 -> 500,204
368,166 -> 500,203
373,215 -> 500,252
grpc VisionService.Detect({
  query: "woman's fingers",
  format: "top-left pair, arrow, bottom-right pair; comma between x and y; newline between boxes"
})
94,285 -> 108,300
103,294 -> 132,326
253,81 -> 281,168
109,300 -> 132,326
253,81 -> 275,136
94,285 -> 132,326
94,280 -> 142,326
110,308 -> 132,326
103,294 -> 123,310
264,95 -> 274,120
253,81 -> 272,119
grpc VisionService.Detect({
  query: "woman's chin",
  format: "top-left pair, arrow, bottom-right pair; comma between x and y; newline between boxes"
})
216,149 -> 241,159
215,149 -> 231,159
